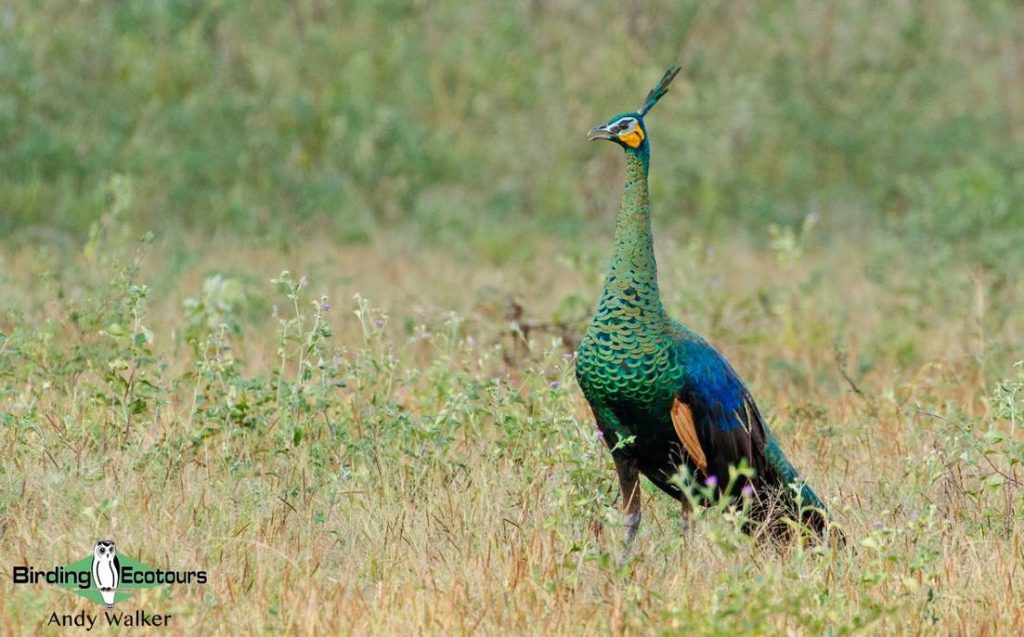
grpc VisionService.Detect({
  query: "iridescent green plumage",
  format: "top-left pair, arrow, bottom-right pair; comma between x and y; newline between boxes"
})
576,68 -> 837,546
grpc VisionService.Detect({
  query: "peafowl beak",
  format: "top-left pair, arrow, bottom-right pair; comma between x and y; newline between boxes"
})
587,124 -> 615,141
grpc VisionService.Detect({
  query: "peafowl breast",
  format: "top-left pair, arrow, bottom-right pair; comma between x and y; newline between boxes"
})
575,67 -> 839,548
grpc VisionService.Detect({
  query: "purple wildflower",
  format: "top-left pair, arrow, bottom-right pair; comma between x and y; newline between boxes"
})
594,430 -> 604,440
740,484 -> 755,498
321,301 -> 332,311
374,318 -> 385,328
299,276 -> 308,288
562,352 -> 574,360
705,475 -> 718,488
549,381 -> 560,389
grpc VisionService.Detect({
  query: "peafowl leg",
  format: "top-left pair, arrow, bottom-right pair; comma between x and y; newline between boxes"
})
614,456 -> 641,550
680,496 -> 692,538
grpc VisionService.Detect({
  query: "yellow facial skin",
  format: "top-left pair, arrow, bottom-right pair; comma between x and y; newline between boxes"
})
618,126 -> 645,148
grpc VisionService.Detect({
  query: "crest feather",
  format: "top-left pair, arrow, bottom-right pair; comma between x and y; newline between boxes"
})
637,66 -> 681,116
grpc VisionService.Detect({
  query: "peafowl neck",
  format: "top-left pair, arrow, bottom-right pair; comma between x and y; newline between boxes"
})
596,146 -> 669,323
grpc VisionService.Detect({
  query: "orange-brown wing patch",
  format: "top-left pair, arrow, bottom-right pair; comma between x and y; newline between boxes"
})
671,398 -> 707,475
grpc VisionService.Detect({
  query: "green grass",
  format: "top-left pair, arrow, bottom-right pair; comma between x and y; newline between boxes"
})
2,1 -> 1024,634
3,1 -> 1023,257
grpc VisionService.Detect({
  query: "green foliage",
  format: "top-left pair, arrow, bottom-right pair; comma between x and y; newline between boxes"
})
992,361 -> 1024,427
183,273 -> 250,349
2,1 -> 1022,266
889,157 -> 1023,269
913,363 -> 1024,536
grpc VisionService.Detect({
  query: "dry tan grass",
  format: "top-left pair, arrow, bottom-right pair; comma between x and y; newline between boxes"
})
1,229 -> 1022,635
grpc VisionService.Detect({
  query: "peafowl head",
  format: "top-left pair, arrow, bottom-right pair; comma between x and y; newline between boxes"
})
587,66 -> 680,151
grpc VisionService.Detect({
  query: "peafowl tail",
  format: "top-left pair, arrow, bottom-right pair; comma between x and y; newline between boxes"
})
758,434 -> 844,545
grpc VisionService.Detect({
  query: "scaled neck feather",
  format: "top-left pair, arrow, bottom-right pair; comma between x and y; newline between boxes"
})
597,145 -> 668,322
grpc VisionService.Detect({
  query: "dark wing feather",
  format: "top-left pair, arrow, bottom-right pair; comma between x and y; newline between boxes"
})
678,384 -> 773,490
675,336 -> 773,489
674,335 -> 834,538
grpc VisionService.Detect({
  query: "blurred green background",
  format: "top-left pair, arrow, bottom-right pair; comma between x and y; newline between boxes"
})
2,0 -> 1022,266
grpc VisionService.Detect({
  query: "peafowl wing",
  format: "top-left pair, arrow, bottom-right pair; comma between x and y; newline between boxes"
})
671,334 -> 830,534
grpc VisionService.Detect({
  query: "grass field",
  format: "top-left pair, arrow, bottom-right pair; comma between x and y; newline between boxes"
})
2,228 -> 1022,634
2,1 -> 1024,635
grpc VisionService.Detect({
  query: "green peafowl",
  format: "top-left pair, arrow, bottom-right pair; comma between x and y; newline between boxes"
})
576,67 -> 840,548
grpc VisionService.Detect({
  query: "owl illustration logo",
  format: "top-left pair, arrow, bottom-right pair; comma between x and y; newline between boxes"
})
91,539 -> 120,608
